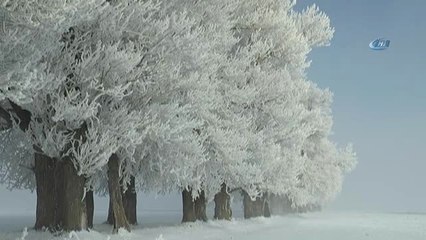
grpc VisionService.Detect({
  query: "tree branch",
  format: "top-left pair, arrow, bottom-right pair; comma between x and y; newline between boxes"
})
0,105 -> 12,130
7,99 -> 31,131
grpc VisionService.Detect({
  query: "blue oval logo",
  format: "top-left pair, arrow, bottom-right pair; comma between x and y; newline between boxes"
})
369,38 -> 391,50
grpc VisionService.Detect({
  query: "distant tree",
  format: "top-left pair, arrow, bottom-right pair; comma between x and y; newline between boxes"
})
228,0 -> 356,218
287,85 -> 357,208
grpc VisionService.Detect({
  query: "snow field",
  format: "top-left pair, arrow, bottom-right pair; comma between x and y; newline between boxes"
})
1,212 -> 425,240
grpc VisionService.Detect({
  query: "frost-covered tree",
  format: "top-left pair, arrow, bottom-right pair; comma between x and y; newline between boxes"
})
285,85 -> 357,209
0,0 -> 112,231
226,0 -> 309,218
227,0 -> 356,218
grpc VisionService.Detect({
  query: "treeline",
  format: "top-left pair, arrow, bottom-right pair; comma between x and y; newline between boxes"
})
0,0 -> 356,233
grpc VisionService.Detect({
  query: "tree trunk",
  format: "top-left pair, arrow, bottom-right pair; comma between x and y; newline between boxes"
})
214,184 -> 232,220
8,100 -> 31,131
86,190 -> 94,229
243,191 -> 267,219
122,176 -> 137,225
51,122 -> 89,232
0,104 -> 12,130
107,197 -> 114,225
194,190 -> 207,221
107,176 -> 137,226
268,194 -> 295,215
263,196 -> 271,218
181,188 -> 196,222
58,160 -> 87,231
51,159 -> 87,231
34,153 -> 56,230
53,160 -> 64,231
107,154 -> 130,233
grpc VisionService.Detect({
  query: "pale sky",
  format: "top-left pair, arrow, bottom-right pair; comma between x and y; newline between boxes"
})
1,0 -> 426,218
296,0 -> 426,212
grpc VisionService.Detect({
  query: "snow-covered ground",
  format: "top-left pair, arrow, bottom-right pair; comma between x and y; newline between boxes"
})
1,211 -> 425,240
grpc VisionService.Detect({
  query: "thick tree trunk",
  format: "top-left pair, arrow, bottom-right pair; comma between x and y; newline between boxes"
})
243,191 -> 268,219
53,160 -> 64,231
122,176 -> 137,225
243,193 -> 262,219
214,184 -> 232,220
194,190 -> 207,222
52,122 -> 88,232
51,160 -> 88,232
34,153 -> 56,230
108,154 -> 130,233
181,189 -> 196,222
86,190 -> 94,229
57,160 -> 87,231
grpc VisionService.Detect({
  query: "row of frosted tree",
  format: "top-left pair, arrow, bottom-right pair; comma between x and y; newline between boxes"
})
0,0 -> 356,234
